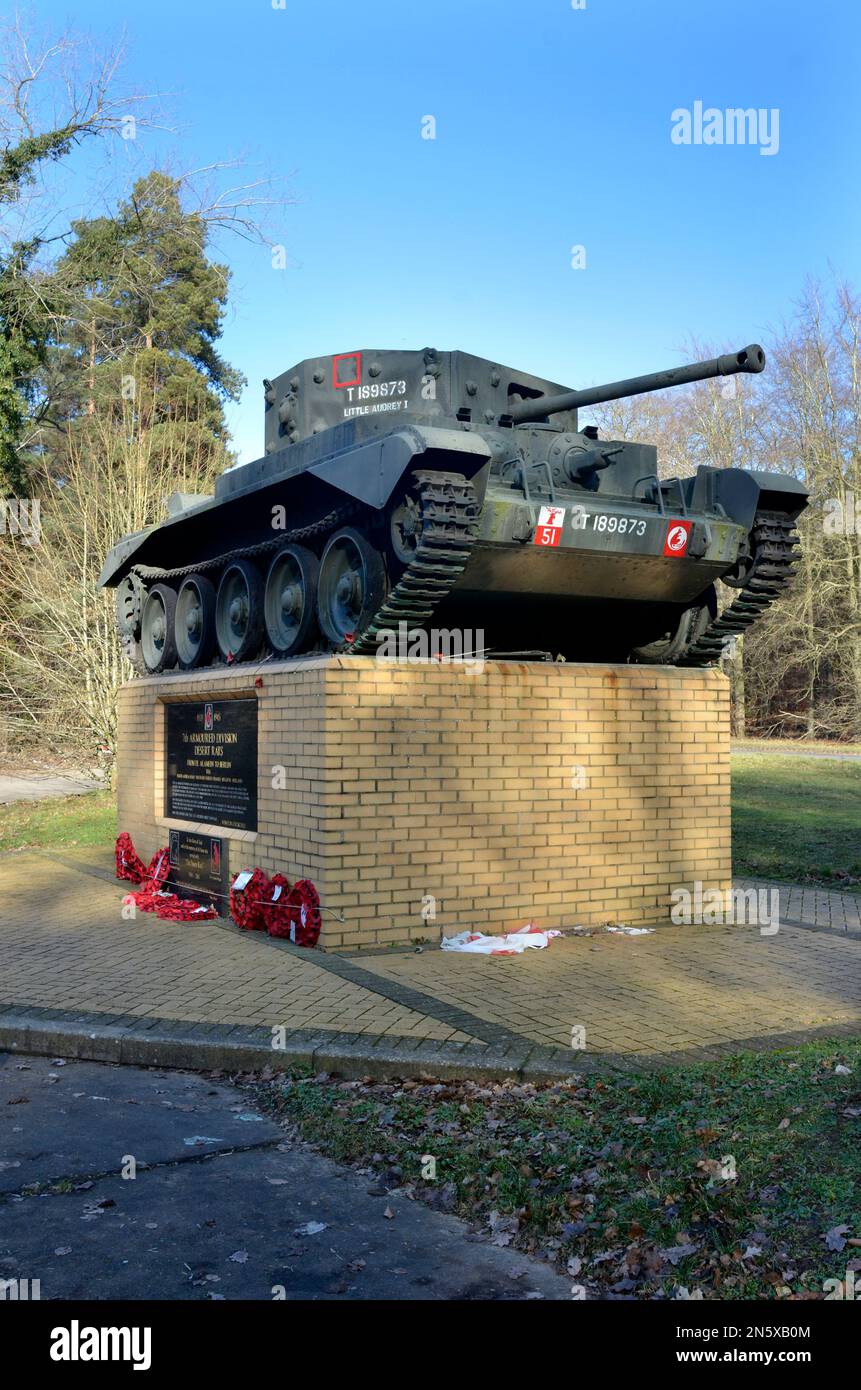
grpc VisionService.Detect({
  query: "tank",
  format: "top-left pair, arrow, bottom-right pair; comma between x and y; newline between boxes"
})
99,342 -> 808,672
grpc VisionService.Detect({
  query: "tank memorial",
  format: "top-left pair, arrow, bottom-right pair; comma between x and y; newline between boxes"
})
102,342 -> 807,946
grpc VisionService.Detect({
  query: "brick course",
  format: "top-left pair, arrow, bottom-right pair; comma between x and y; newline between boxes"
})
116,656 -> 731,949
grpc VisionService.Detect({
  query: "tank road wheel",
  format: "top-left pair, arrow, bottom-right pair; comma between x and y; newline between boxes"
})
175,574 -> 217,669
115,574 -> 145,670
264,545 -> 319,658
141,583 -> 178,673
215,560 -> 265,663
116,574 -> 144,643
387,483 -> 423,575
317,527 -> 386,646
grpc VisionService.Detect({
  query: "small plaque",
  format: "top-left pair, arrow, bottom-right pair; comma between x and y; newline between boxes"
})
165,698 -> 258,832
167,830 -> 228,909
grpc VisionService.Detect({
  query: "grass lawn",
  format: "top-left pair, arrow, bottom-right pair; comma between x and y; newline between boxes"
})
732,754 -> 861,888
245,1039 -> 861,1300
0,788 -> 117,853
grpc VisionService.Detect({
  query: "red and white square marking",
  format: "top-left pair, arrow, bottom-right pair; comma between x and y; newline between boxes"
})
534,504 -> 566,547
663,519 -> 692,556
332,352 -> 362,388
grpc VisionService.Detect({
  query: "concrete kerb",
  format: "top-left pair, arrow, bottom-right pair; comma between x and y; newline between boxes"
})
0,1009 -> 590,1082
3,1009 -> 860,1081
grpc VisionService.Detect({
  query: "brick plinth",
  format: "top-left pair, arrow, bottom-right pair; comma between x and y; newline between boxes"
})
116,656 -> 730,950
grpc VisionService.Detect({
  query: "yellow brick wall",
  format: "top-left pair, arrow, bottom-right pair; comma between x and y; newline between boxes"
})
116,656 -> 731,949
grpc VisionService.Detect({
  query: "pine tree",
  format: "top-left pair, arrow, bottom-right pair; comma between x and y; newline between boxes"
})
38,171 -> 244,480
0,126 -> 83,490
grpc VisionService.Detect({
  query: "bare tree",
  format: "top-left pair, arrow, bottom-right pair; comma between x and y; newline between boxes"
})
0,12 -> 163,239
0,394 -> 228,761
591,296 -> 861,741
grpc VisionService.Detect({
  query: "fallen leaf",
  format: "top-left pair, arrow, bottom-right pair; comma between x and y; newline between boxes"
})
488,1210 -> 519,1247
697,1158 -> 730,1179
825,1225 -> 850,1252
661,1244 -> 699,1266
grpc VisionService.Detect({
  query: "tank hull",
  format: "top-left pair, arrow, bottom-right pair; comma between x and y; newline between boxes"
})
454,542 -> 730,604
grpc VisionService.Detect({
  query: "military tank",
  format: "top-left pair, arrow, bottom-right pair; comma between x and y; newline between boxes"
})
99,343 -> 808,671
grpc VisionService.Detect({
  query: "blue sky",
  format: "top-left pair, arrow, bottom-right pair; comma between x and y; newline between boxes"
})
45,0 -> 861,461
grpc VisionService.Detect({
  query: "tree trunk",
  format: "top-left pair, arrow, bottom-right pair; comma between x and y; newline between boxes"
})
730,639 -> 746,736
86,320 -> 96,415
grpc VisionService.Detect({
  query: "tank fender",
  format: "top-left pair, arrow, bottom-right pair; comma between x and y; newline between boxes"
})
744,469 -> 808,521
98,528 -> 153,589
307,424 -> 492,509
715,467 -> 808,529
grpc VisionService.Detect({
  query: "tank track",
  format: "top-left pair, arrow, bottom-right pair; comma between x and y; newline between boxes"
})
678,512 -> 799,667
129,505 -> 355,583
346,470 -> 480,655
124,475 -> 479,663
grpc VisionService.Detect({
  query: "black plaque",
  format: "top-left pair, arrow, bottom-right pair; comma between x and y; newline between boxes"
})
165,698 -> 258,831
167,830 -> 229,908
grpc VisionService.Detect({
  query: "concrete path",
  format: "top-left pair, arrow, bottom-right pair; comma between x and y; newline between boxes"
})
0,773 -> 102,806
0,1055 -> 571,1301
732,742 -> 861,762
0,849 -> 859,1080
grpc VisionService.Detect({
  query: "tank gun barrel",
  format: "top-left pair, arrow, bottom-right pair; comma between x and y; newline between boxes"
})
505,344 -> 766,424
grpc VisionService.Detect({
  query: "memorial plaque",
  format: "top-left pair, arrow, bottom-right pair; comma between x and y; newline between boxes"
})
165,698 -> 258,831
167,829 -> 229,908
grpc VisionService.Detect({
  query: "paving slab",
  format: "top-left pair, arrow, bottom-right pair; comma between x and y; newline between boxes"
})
735,877 -> 861,934
0,850 -> 859,1080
